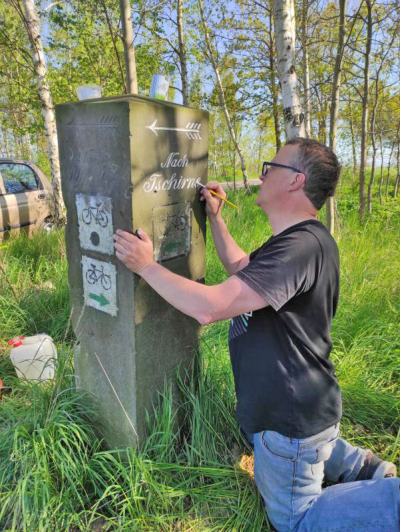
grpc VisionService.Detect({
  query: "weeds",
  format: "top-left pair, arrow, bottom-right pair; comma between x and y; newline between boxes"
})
0,190 -> 399,531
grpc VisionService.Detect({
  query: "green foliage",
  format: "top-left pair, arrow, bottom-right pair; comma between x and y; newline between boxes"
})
0,230 -> 71,344
0,349 -> 101,531
0,3 -> 44,157
46,1 -> 166,100
0,187 -> 399,530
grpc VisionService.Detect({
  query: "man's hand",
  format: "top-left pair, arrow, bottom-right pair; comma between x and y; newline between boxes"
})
200,181 -> 226,218
113,229 -> 154,274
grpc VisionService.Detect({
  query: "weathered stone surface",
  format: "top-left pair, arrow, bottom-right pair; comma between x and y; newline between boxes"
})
56,95 -> 208,448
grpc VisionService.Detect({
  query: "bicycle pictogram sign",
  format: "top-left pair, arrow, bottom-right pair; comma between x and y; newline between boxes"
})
86,263 -> 112,290
82,202 -> 109,227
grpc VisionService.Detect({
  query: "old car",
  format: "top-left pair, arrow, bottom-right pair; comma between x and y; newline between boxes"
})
0,159 -> 55,239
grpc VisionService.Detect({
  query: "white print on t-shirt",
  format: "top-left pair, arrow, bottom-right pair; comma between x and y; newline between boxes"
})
229,311 -> 253,341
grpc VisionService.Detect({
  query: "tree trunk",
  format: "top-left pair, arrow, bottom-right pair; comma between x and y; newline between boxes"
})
0,130 -> 5,157
24,133 -> 31,160
21,0 -> 65,224
318,117 -> 327,144
177,0 -> 189,105
367,27 -> 395,212
327,0 -> 346,234
101,0 -> 126,92
273,0 -> 305,139
301,0 -> 311,138
119,0 -> 138,94
385,139 -> 395,201
367,85 -> 378,214
329,0 -> 346,155
233,117 -> 237,191
348,103 -> 358,179
367,142 -> 376,214
268,3 -> 282,150
394,140 -> 400,198
359,0 -> 373,222
198,0 -> 250,191
212,111 -> 218,179
257,128 -> 263,176
378,134 -> 384,203
4,131 -> 11,157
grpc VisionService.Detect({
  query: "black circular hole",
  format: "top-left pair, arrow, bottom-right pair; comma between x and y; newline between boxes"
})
90,231 -> 100,246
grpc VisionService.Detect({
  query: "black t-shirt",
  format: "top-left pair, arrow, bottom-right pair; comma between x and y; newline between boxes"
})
230,219 -> 342,438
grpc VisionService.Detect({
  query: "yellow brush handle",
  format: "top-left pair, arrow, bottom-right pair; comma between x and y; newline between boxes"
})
208,189 -> 239,210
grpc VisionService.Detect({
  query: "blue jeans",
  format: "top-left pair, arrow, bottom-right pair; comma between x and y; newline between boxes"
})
247,424 -> 400,531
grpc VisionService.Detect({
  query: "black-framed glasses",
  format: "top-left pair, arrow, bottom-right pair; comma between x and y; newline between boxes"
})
262,161 -> 304,177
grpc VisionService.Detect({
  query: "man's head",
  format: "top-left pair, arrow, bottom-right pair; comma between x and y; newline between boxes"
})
285,138 -> 341,210
256,138 -> 341,214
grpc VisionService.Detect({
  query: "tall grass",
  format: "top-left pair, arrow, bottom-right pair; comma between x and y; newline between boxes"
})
0,190 -> 399,531
0,231 -> 72,344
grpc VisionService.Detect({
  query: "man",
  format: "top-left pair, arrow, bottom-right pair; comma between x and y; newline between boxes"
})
113,138 -> 399,531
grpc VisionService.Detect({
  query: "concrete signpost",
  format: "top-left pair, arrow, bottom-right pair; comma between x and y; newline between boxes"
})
56,95 -> 208,448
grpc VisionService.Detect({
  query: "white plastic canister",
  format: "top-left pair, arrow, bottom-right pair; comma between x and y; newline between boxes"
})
75,84 -> 102,100
8,334 -> 57,381
149,74 -> 169,100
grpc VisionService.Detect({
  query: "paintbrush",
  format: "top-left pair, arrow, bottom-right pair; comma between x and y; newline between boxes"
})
197,182 -> 239,210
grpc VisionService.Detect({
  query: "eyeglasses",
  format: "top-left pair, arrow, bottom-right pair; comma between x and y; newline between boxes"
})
262,161 -> 304,178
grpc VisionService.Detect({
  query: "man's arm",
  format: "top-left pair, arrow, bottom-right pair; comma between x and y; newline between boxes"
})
200,182 -> 249,275
113,229 -> 267,325
140,262 -> 267,324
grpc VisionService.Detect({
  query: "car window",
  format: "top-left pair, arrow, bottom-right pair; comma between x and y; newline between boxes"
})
1,163 -> 38,194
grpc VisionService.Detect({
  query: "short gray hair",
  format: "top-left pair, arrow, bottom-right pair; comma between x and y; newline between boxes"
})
286,138 -> 341,210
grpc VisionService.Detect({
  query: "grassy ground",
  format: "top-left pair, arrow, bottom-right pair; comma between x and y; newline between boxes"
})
0,185 -> 399,531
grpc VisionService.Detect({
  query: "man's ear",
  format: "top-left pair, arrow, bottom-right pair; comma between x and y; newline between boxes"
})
288,173 -> 306,191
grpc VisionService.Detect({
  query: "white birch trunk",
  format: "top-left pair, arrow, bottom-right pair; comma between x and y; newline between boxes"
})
24,133 -> 32,160
327,0 -> 347,234
199,0 -> 250,190
273,0 -> 305,140
367,74 -> 379,213
212,112 -> 219,179
119,0 -> 138,94
378,135 -> 384,203
348,102 -> 357,179
22,0 -> 65,223
268,1 -> 282,150
367,30 -> 395,212
385,139 -> 396,201
359,0 -> 373,221
4,129 -> 10,157
302,0 -> 311,138
394,140 -> 400,198
177,0 -> 189,105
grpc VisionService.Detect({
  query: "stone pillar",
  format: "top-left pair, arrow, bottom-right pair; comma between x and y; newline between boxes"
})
56,96 -> 208,448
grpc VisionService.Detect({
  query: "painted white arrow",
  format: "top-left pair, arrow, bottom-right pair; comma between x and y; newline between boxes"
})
146,119 -> 202,139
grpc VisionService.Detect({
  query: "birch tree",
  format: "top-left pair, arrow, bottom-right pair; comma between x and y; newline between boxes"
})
119,0 -> 138,93
198,0 -> 250,190
301,0 -> 311,138
268,1 -> 282,150
177,0 -> 189,105
273,0 -> 305,139
13,0 -> 65,223
327,0 -> 347,234
359,0 -> 373,221
367,28 -> 397,213
394,135 -> 400,198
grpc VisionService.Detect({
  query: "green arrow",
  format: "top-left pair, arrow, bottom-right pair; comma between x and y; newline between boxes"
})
89,293 -> 109,307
